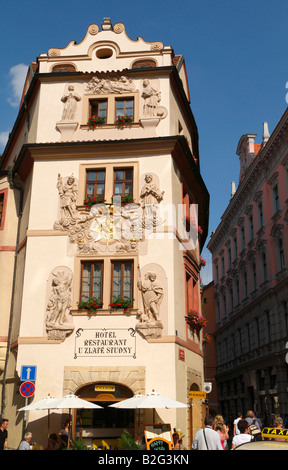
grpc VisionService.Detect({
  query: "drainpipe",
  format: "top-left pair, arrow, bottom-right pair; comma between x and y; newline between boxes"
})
1,167 -> 24,418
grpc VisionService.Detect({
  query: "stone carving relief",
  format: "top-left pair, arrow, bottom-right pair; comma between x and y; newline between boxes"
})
85,75 -> 136,94
53,173 -> 165,254
136,267 -> 165,339
61,85 -> 82,122
141,79 -> 167,121
140,173 -> 164,230
46,267 -> 74,342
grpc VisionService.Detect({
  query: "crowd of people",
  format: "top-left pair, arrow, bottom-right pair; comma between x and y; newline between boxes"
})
1,412 -> 287,450
192,411 -> 288,450
0,417 -> 71,450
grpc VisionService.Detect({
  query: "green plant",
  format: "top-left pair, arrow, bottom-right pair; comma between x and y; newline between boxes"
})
111,193 -> 135,204
78,296 -> 103,312
119,430 -> 142,450
70,439 -> 87,450
115,114 -> 133,125
109,295 -> 133,311
87,115 -> 106,126
186,309 -> 207,328
84,195 -> 105,207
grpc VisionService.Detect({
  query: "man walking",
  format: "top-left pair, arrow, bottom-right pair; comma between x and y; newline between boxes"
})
0,419 -> 9,450
192,415 -> 223,450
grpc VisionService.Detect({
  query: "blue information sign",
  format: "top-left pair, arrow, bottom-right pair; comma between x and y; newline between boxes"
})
20,365 -> 37,382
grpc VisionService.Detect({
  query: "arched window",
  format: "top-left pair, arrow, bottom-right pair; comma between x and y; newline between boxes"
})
52,64 -> 76,72
132,59 -> 156,69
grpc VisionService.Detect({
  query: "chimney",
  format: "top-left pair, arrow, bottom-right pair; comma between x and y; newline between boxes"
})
102,18 -> 113,31
262,122 -> 270,146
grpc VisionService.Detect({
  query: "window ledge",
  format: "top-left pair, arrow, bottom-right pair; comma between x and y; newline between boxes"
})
71,308 -> 138,316
80,122 -> 140,130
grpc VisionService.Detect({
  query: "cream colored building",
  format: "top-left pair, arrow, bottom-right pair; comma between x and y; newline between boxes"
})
0,19 -> 209,449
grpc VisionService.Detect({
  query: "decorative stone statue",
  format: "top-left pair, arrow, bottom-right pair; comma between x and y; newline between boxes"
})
140,173 -> 164,206
56,174 -> 78,220
140,173 -> 164,230
141,79 -> 161,117
61,85 -> 82,121
136,269 -> 164,339
85,75 -> 135,94
46,269 -> 74,342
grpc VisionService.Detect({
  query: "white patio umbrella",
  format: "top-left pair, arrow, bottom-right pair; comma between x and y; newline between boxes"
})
109,394 -> 145,409
109,390 -> 188,441
17,395 -> 59,441
46,394 -> 103,447
17,395 -> 57,412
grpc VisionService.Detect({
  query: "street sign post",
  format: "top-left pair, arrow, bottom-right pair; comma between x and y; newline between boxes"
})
19,381 -> 35,398
20,365 -> 37,382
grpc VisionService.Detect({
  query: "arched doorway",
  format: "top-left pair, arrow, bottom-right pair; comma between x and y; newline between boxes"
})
74,383 -> 134,449
189,383 -> 204,447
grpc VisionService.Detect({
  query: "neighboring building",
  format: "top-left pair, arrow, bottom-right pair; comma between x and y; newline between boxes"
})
207,112 -> 288,427
201,281 -> 218,415
0,19 -> 209,449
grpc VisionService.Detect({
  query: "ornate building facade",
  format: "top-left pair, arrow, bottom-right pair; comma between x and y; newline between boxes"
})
0,19 -> 209,449
207,112 -> 288,426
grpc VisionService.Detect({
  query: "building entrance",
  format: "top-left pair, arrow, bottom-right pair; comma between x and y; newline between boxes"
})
75,383 -> 134,449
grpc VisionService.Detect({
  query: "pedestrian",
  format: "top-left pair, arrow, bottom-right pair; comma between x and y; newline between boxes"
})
233,412 -> 242,435
231,419 -> 253,449
46,433 -> 63,450
271,417 -> 286,442
0,419 -> 8,450
245,410 -> 262,441
18,432 -> 33,450
192,415 -> 223,450
172,429 -> 186,450
213,415 -> 229,449
58,418 -> 71,448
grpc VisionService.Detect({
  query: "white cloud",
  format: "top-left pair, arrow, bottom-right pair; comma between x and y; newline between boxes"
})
0,131 -> 9,151
7,63 -> 28,108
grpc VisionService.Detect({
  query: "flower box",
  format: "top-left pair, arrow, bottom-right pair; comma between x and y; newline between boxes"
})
115,115 -> 133,125
78,297 -> 103,313
109,295 -> 134,311
84,195 -> 105,207
202,333 -> 211,345
87,115 -> 106,126
186,309 -> 207,333
111,194 -> 135,205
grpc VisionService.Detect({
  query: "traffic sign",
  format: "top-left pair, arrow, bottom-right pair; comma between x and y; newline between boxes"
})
21,365 -> 37,382
20,381 -> 35,398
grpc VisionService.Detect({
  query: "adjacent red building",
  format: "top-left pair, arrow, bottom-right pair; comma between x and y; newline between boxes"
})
207,110 -> 288,426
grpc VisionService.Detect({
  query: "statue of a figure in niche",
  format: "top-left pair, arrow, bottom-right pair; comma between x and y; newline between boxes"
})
46,269 -> 74,342
140,173 -> 164,206
46,271 -> 73,326
137,271 -> 164,323
140,173 -> 164,230
57,174 -> 78,219
61,85 -> 82,121
141,80 -> 161,117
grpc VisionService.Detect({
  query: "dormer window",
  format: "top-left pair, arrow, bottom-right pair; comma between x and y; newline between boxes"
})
52,64 -> 76,72
132,59 -> 156,69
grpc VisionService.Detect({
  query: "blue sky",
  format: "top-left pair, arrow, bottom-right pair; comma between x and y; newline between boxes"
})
1,0 -> 288,284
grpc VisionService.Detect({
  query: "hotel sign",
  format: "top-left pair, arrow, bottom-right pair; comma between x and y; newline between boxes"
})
74,328 -> 136,359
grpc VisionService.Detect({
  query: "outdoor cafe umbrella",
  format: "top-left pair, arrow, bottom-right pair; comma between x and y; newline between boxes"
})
45,394 -> 104,447
109,390 -> 188,440
17,395 -> 58,439
110,390 -> 188,411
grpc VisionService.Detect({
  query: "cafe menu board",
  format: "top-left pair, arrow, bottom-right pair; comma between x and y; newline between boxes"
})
144,424 -> 173,450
